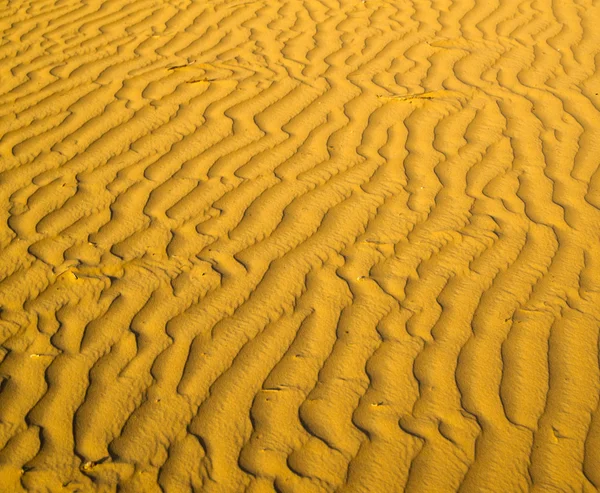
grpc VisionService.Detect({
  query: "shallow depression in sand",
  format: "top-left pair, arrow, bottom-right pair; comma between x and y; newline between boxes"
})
1,0 -> 600,491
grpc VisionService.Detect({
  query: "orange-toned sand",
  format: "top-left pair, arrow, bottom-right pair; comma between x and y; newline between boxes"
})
1,0 -> 600,491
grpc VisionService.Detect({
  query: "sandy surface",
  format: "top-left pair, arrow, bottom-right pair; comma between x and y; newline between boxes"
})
1,0 -> 600,491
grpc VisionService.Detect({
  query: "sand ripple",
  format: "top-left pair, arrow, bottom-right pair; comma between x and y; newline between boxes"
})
1,0 -> 600,491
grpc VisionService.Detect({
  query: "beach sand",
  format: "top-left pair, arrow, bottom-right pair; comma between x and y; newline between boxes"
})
1,0 -> 600,491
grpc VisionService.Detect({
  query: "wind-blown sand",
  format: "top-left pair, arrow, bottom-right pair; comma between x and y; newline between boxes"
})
1,0 -> 600,491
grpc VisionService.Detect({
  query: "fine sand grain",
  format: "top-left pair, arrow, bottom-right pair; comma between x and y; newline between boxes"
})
1,0 -> 600,491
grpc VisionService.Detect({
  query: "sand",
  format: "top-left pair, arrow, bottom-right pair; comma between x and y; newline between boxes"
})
0,0 -> 599,491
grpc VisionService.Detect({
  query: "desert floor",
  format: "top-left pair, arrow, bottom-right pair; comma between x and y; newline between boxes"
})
1,0 -> 600,491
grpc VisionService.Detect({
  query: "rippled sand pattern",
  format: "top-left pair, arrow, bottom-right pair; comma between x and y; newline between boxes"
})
1,0 -> 600,491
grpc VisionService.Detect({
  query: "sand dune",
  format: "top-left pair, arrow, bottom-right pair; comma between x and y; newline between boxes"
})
1,0 -> 600,491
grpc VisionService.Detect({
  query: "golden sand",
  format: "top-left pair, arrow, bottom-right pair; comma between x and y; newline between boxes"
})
1,0 -> 600,491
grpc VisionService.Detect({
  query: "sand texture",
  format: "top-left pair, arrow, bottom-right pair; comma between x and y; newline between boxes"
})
1,0 -> 600,491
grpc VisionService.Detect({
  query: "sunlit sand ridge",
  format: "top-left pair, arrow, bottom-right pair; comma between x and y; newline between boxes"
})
1,0 -> 600,491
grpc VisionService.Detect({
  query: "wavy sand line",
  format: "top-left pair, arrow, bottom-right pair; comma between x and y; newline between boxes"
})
1,0 -> 600,491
